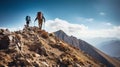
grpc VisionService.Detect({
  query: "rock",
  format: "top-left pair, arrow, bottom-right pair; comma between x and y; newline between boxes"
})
41,61 -> 49,67
0,29 -> 4,34
49,33 -> 55,37
0,35 -> 10,50
74,63 -> 81,67
28,41 -> 48,56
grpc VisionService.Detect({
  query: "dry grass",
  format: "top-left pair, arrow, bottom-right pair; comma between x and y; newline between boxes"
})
40,30 -> 49,39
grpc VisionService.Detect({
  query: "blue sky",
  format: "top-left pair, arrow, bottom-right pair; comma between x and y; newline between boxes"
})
0,0 -> 120,27
0,0 -> 120,41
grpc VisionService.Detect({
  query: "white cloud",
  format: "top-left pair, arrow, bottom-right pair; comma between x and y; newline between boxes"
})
0,27 -> 23,32
99,12 -> 106,16
86,18 -> 94,22
9,27 -> 23,31
0,27 -> 7,29
76,17 -> 94,23
105,22 -> 112,26
45,18 -> 88,33
45,18 -> 120,39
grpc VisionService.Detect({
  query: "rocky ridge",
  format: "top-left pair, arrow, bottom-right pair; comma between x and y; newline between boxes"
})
0,27 -> 104,67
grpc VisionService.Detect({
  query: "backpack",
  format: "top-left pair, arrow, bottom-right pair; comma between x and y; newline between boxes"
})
37,12 -> 43,20
26,16 -> 31,21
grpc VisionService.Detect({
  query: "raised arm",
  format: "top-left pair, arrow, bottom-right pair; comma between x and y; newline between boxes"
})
34,17 -> 38,22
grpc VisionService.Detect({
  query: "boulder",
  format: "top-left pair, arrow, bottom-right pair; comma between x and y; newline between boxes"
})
0,35 -> 10,50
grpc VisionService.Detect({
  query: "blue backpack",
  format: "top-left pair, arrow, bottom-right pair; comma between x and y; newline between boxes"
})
26,16 -> 31,21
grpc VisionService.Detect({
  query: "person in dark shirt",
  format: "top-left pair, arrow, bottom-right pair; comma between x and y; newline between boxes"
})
26,16 -> 31,27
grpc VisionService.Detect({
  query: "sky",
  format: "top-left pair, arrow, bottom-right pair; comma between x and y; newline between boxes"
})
0,0 -> 120,46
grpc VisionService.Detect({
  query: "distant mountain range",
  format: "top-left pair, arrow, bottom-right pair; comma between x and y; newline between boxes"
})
98,39 -> 120,57
83,37 -> 120,58
54,30 -> 120,67
84,37 -> 119,47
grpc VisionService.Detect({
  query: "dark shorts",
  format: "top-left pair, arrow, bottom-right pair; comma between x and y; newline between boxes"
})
26,21 -> 29,24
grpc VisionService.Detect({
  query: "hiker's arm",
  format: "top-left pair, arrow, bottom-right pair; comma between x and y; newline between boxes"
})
34,17 -> 37,22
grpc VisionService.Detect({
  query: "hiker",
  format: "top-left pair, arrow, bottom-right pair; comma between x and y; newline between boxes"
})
26,16 -> 31,27
34,12 -> 45,29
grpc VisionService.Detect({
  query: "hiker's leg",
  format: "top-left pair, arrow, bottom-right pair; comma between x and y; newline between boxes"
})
38,21 -> 40,28
26,22 -> 29,27
39,20 -> 42,29
40,22 -> 42,30
38,22 -> 41,29
40,19 -> 43,29
28,22 -> 29,27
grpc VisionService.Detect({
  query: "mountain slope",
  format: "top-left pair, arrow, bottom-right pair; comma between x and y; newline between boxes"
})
0,27 -> 103,67
98,40 -> 120,57
54,30 -> 120,67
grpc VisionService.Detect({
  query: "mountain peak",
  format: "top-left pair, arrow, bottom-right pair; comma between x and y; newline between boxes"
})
56,30 -> 64,32
54,30 -> 120,67
55,30 -> 66,35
